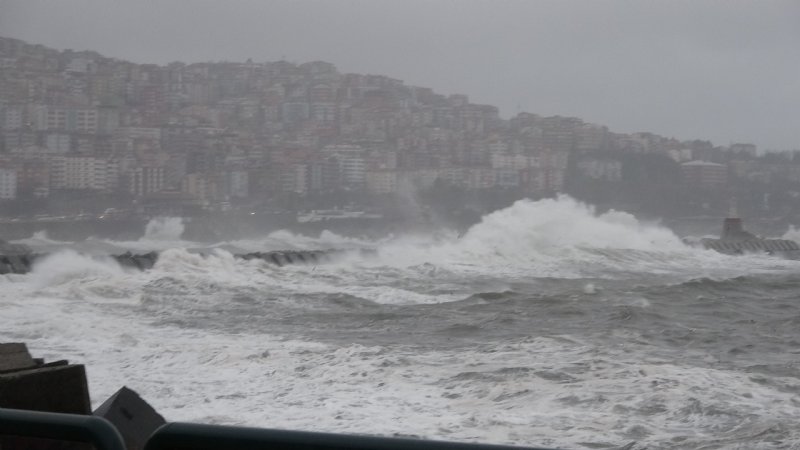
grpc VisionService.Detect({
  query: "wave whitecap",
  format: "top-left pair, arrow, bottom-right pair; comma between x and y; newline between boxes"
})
362,196 -> 798,279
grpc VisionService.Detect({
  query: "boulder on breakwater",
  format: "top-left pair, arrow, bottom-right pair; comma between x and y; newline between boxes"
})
0,247 -> 378,275
111,251 -> 159,271
0,239 -> 38,274
0,253 -> 40,274
238,249 -> 337,266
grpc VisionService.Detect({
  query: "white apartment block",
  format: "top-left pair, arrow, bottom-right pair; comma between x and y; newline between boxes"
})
114,127 -> 162,141
42,107 -> 67,130
128,167 -> 165,197
338,155 -> 366,186
50,156 -> 116,191
45,133 -> 71,153
0,168 -> 17,200
35,107 -> 98,133
491,154 -> 539,170
1,106 -> 23,130
281,164 -> 308,194
74,109 -> 98,133
365,170 -> 398,194
311,103 -> 337,123
322,145 -> 367,187
182,173 -> 218,203
227,170 -> 249,198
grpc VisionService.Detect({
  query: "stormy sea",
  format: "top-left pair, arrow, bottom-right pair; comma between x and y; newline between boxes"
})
2,196 -> 800,450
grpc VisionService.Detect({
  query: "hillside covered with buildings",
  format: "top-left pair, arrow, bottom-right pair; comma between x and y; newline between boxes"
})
1,35 -> 799,235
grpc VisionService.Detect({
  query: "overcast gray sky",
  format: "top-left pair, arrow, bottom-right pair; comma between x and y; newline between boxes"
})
1,0 -> 798,150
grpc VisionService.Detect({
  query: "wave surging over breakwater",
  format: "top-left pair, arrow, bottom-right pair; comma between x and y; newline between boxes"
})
362,196 -> 799,281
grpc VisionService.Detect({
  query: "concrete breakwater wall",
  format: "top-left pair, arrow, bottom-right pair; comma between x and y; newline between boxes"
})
0,342 -> 167,450
698,238 -> 800,255
0,248 -> 374,275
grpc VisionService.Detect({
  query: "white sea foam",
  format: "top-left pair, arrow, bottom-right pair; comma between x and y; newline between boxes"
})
11,230 -> 78,254
89,217 -> 199,253
221,229 -> 378,253
120,196 -> 800,295
355,196 -> 800,281
782,224 -> 800,242
28,250 -> 126,288
3,197 -> 800,448
1,303 -> 796,449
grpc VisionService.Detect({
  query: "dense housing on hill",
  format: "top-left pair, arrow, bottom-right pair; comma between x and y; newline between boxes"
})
0,36 -> 798,220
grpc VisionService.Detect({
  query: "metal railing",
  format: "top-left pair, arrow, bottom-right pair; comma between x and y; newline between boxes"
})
145,422 -> 559,450
0,407 -> 559,450
0,407 -> 125,450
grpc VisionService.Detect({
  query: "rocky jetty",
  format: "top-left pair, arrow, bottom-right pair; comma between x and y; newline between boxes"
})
0,247 -> 374,275
697,217 -> 800,256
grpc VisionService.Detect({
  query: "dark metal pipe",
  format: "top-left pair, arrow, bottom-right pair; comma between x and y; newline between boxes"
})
0,407 -> 125,450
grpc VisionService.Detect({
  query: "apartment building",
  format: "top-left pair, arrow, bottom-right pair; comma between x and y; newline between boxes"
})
0,167 -> 17,200
128,166 -> 165,197
681,160 -> 728,189
34,106 -> 98,133
50,156 -> 117,191
365,170 -> 398,194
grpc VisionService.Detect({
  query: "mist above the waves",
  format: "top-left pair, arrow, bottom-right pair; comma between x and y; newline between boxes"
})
85,217 -> 195,254
781,225 -> 800,243
143,217 -> 185,241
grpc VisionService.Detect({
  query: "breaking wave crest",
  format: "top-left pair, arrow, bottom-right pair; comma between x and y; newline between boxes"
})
220,229 -> 378,253
7,196 -> 800,283
360,196 -> 796,279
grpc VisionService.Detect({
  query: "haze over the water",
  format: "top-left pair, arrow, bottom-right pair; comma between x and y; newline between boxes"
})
1,0 -> 798,151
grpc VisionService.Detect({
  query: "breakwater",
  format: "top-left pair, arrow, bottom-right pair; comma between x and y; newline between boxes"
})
0,249 -> 371,275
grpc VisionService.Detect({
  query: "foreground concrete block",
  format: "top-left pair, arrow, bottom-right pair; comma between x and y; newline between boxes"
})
0,364 -> 91,414
94,386 -> 166,450
0,342 -> 37,373
0,343 -> 93,450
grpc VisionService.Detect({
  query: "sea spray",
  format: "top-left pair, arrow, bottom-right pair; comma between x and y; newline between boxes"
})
26,249 -> 127,296
83,217 -> 195,254
370,196 -> 685,273
458,196 -> 686,253
144,217 -> 186,241
355,196 -> 800,281
782,225 -> 800,243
